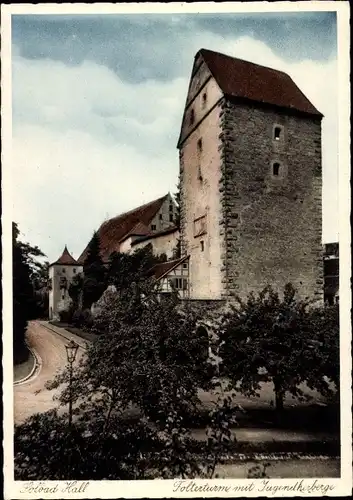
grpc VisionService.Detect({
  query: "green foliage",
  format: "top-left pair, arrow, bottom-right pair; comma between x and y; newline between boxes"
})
219,284 -> 339,411
205,392 -> 238,478
14,410 -> 162,480
27,282 -> 236,479
13,222 -> 47,362
71,308 -> 93,330
82,232 -> 107,309
68,273 -> 83,310
106,243 -> 167,294
172,239 -> 181,260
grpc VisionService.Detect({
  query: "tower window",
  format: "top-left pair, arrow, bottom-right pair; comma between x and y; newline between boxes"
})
169,214 -> 174,222
159,214 -> 163,220
194,215 -> 207,237
151,224 -> 156,231
274,126 -> 282,140
189,109 -> 195,126
197,138 -> 203,153
169,204 -> 173,212
273,162 -> 281,176
200,241 -> 204,252
202,92 -> 207,108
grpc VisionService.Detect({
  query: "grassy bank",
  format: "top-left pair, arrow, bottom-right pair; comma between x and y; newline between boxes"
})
14,347 -> 35,382
49,321 -> 98,343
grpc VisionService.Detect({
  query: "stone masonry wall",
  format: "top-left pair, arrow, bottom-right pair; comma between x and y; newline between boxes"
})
219,99 -> 323,302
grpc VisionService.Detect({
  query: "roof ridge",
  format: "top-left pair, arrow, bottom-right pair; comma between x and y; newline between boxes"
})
199,48 -> 288,77
50,245 -> 78,266
102,194 -> 168,226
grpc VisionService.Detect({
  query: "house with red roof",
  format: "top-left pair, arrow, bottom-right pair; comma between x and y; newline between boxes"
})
78,193 -> 178,264
49,194 -> 180,319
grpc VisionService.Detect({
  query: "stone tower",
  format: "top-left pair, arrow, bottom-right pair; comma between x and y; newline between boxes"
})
48,246 -> 83,320
177,49 -> 323,302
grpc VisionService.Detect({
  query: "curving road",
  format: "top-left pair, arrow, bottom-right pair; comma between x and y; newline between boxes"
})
14,321 -> 85,425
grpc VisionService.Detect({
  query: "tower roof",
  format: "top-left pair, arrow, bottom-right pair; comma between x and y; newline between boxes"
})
50,246 -> 78,266
198,48 -> 322,117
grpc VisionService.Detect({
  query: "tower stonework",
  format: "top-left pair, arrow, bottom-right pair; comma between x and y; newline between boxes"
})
178,49 -> 323,303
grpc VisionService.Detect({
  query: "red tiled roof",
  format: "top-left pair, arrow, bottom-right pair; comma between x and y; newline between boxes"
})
78,195 -> 168,264
150,256 -> 189,281
131,225 -> 179,246
199,49 -> 322,117
50,246 -> 78,266
119,221 -> 150,243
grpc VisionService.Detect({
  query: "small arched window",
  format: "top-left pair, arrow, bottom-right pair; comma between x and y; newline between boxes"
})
273,162 -> 281,176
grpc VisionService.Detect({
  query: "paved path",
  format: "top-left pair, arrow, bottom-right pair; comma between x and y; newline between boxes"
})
14,321 -> 85,425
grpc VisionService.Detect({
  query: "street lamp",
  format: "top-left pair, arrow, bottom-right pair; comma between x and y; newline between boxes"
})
65,340 -> 79,427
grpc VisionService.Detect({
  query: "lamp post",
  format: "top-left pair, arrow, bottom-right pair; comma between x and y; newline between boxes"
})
65,340 -> 79,427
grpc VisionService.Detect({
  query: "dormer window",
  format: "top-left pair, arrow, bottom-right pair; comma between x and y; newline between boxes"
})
189,109 -> 195,126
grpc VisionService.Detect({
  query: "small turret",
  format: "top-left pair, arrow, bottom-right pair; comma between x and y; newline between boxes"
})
48,246 -> 83,320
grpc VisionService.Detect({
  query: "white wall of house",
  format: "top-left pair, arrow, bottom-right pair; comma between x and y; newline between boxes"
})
132,229 -> 179,259
149,193 -> 178,232
159,260 -> 189,298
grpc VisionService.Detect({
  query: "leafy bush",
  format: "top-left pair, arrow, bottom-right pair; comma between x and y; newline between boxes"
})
58,305 -> 75,324
219,284 -> 339,412
27,281 -> 238,479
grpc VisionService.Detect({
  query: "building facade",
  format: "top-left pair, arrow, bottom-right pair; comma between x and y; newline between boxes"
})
178,48 -> 323,303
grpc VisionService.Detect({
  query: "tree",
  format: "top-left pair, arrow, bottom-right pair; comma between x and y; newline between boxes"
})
107,244 -> 167,294
68,273 -> 84,310
219,284 -> 339,413
82,231 -> 107,309
13,223 -> 47,362
25,281 -> 237,480
13,223 -> 33,363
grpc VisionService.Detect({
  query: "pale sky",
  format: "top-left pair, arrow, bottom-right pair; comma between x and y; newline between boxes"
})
11,11 -> 338,262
